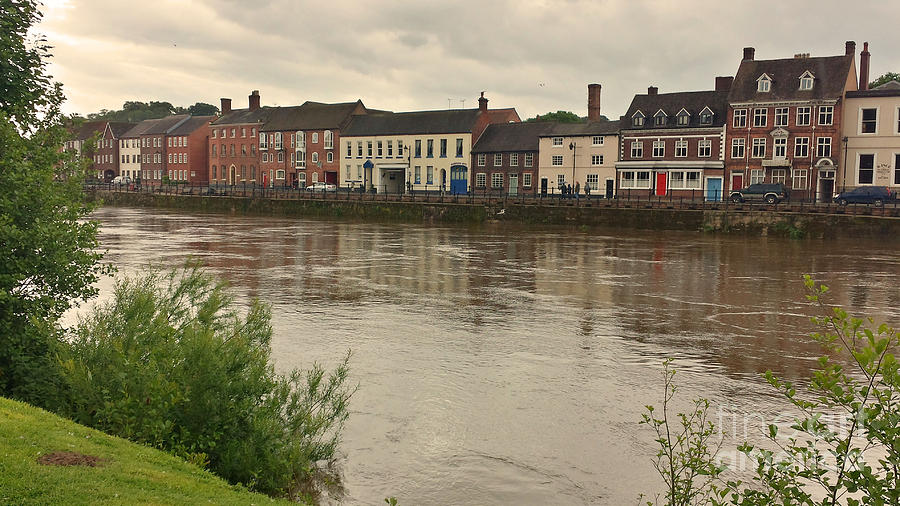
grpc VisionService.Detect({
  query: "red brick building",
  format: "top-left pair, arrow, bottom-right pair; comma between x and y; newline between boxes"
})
616,78 -> 731,200
724,43 -> 859,202
166,115 -> 214,185
260,100 -> 367,188
138,115 -> 190,185
93,122 -> 134,182
209,91 -> 270,186
471,121 -> 556,196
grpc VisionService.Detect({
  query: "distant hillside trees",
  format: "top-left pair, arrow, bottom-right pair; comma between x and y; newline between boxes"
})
525,110 -> 608,123
83,101 -> 219,122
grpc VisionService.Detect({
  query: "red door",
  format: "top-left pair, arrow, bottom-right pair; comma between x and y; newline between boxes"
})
655,172 -> 667,196
731,173 -> 743,191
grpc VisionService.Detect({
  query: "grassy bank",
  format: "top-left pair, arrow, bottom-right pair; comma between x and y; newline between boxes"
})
0,396 -> 292,505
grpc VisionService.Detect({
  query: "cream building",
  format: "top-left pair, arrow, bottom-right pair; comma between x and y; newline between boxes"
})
537,121 -> 620,196
842,80 -> 900,189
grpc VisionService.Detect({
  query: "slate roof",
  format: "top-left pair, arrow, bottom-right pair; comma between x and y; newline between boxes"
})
261,101 -> 364,132
472,121 -> 557,153
143,115 -> 190,135
344,108 -> 498,136
121,119 -> 158,139
846,80 -> 900,98
538,119 -> 622,137
728,54 -> 854,103
210,107 -> 271,126
71,120 -> 107,140
107,122 -> 136,138
621,90 -> 729,130
169,115 -> 215,135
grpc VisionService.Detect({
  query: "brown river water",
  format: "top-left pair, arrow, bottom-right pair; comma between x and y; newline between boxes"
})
83,206 -> 900,505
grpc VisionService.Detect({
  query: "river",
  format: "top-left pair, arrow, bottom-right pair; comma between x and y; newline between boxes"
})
85,206 -> 900,505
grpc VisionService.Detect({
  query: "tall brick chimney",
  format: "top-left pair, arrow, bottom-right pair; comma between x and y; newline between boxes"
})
648,86 -> 658,96
845,40 -> 856,56
743,47 -> 755,61
587,83 -> 602,121
249,90 -> 261,111
859,42 -> 871,91
220,98 -> 232,115
478,91 -> 488,112
715,76 -> 734,92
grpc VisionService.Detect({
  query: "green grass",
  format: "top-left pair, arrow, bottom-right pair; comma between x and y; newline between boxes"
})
0,396 -> 293,505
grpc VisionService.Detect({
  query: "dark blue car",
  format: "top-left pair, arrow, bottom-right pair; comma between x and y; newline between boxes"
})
834,186 -> 894,206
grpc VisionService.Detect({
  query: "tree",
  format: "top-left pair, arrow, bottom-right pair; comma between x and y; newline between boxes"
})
0,0 -> 108,406
869,72 -> 900,89
187,102 -> 219,116
525,110 -> 585,123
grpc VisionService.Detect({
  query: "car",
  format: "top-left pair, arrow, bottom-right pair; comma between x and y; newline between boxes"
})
111,175 -> 132,185
833,186 -> 894,206
730,183 -> 789,204
305,182 -> 337,192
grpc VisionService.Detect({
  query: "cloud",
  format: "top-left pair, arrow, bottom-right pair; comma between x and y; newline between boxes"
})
37,0 -> 900,120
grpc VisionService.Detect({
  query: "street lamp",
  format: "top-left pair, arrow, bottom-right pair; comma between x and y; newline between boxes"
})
568,141 -> 576,191
841,136 -> 849,193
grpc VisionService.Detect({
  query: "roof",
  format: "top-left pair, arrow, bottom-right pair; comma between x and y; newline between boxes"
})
210,107 -> 271,126
846,80 -> 900,98
71,120 -> 107,140
169,115 -> 215,135
107,122 -> 136,138
343,108 -> 499,137
621,90 -> 729,130
121,118 -> 158,138
537,119 -> 621,137
261,101 -> 364,131
142,115 -> 190,135
472,121 -> 557,152
728,53 -> 854,103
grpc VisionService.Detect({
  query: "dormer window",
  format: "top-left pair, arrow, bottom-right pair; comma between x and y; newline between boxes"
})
632,111 -> 645,127
676,109 -> 690,126
654,110 -> 667,127
757,74 -> 772,93
699,107 -> 714,125
799,71 -> 815,90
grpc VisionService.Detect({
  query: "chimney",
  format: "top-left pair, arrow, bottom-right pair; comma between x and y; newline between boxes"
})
478,91 -> 488,112
859,42 -> 871,91
715,76 -> 734,92
647,86 -> 658,96
743,47 -> 755,61
845,40 -> 856,56
587,84 -> 602,121
249,90 -> 261,111
220,98 -> 232,115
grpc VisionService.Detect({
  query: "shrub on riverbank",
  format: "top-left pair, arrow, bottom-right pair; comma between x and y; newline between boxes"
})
58,265 -> 355,498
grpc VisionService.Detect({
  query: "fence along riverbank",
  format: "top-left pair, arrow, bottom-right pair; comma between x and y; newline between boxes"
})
86,185 -> 900,240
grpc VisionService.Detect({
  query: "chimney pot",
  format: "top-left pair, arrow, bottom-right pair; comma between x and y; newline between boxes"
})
249,90 -> 261,111
715,76 -> 734,92
648,86 -> 658,96
743,47 -> 755,61
220,98 -> 232,115
859,42 -> 871,91
587,83 -> 602,121
846,40 -> 856,56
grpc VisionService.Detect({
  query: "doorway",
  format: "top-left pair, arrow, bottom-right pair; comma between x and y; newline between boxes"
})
706,177 -> 723,201
450,165 -> 467,194
605,179 -> 614,199
508,174 -> 518,196
730,173 -> 743,192
655,172 -> 667,196
540,177 -> 548,196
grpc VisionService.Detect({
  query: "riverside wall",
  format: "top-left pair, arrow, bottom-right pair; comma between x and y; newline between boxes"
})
91,191 -> 900,240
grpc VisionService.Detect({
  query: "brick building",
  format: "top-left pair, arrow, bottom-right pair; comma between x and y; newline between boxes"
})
94,122 -> 134,182
616,78 -> 731,200
138,115 -> 190,185
166,115 -> 214,185
471,121 -> 555,196
209,91 -> 270,186
64,120 -> 106,179
724,42 -> 859,202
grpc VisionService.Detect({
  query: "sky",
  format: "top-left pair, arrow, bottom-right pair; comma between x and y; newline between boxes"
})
37,0 -> 900,121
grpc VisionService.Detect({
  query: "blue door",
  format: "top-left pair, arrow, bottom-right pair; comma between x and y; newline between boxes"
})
706,177 -> 722,201
450,165 -> 468,194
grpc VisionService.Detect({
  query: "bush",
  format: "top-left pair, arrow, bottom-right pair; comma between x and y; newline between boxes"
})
59,264 -> 355,498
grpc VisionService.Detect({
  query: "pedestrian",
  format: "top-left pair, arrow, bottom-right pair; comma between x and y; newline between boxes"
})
585,183 -> 591,199
575,181 -> 581,195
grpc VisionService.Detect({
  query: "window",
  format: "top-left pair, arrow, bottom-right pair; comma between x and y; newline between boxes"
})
897,108 -> 900,134
632,112 -> 645,127
733,109 -> 747,128
259,134 -> 268,150
699,109 -> 713,125
440,138 -> 447,157
799,73 -> 814,90
592,136 -> 604,146
620,171 -> 651,189
357,141 -> 363,157
456,138 -> 463,157
858,154 -> 874,184
230,129 -> 236,138
387,140 -> 393,157
753,108 -> 767,127
751,138 -> 766,158
524,153 -> 533,167
415,140 -> 422,157
552,137 -> 563,147
299,172 -> 307,184
414,165 -> 421,184
426,166 -> 433,184
324,130 -> 333,149
794,137 -> 809,158
251,128 -> 256,137
327,152 -> 333,163
212,165 -> 217,179
345,164 -> 351,180
631,141 -> 643,158
816,106 -> 833,126
551,155 -> 563,166
586,174 -> 599,190
816,136 -> 832,157
212,130 -> 217,139
557,174 -> 566,188
861,108 -> 877,134
276,169 -> 285,179
311,132 -> 318,144
510,153 -> 519,166
229,144 -> 235,157
749,169 -> 764,185
310,152 -> 317,163
262,152 -> 269,163
367,141 -> 373,157
426,139 -> 433,158
493,153 -> 502,166
356,165 -> 361,179
895,154 -> 900,185
346,142 -> 352,157
774,137 -> 787,158
731,138 -> 745,159
167,137 -> 172,148
477,153 -> 486,166
591,154 -> 603,165
654,112 -> 667,126
698,139 -> 711,158
669,171 -> 702,189
771,169 -> 786,184
523,173 -> 532,188
758,76 -> 771,92
475,172 -> 486,187
241,144 -> 247,156
376,141 -> 383,157
792,169 -> 808,190
775,107 -> 789,127
675,140 -> 687,158
676,111 -> 689,126
652,140 -> 665,157
491,172 -> 502,188
168,153 -> 172,163
796,107 -> 811,126
251,144 -> 256,156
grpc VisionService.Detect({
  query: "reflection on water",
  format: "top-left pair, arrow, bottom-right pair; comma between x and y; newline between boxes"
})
86,206 -> 900,505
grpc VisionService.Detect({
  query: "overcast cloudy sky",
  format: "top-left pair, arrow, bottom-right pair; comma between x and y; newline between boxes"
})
38,0 -> 900,120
